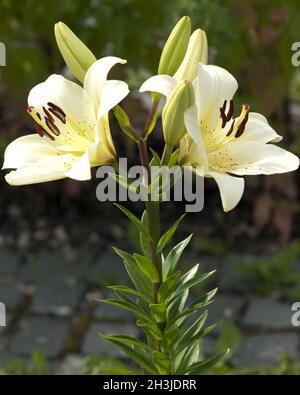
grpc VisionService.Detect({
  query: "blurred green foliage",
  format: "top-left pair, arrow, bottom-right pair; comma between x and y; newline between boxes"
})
238,241 -> 300,299
1,0 -> 300,102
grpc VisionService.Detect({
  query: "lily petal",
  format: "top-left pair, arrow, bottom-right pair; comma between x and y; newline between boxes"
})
65,150 -> 91,181
184,105 -> 208,165
208,171 -> 245,212
5,154 -> 78,186
193,64 -> 238,131
140,75 -> 177,98
209,140 -> 300,175
84,57 -> 127,110
97,79 -> 129,118
239,112 -> 282,144
2,134 -> 62,170
28,74 -> 95,127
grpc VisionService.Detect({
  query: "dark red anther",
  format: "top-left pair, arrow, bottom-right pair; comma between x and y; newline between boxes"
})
226,119 -> 235,137
45,118 -> 60,136
47,102 -> 66,124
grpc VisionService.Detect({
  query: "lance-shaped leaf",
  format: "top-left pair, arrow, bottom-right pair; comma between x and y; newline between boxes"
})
113,247 -> 153,297
114,204 -> 150,238
140,211 -> 151,257
137,320 -> 163,341
150,303 -> 167,323
152,351 -> 170,375
163,234 -> 193,279
114,106 -> 140,143
157,214 -> 186,253
97,298 -> 152,322
182,349 -> 230,375
157,271 -> 181,303
108,285 -> 152,304
102,336 -> 158,374
169,266 -> 216,303
175,310 -> 208,354
134,254 -> 160,283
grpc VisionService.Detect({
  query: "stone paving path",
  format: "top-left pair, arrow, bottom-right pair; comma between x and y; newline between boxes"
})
0,246 -> 299,374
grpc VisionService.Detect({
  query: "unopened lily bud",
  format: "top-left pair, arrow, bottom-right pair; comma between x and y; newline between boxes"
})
54,22 -> 97,83
174,28 -> 208,82
158,16 -> 191,76
162,80 -> 195,146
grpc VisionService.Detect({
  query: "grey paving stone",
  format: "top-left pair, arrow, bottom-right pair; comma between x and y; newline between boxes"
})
0,350 -> 15,368
86,249 -> 128,286
10,317 -> 69,358
0,283 -> 23,309
232,333 -> 299,367
0,313 -> 10,336
219,254 -> 257,293
58,354 -> 85,375
206,295 -> 245,327
243,297 -> 293,329
82,323 -> 139,357
31,283 -> 84,316
0,248 -> 21,277
20,252 -> 90,285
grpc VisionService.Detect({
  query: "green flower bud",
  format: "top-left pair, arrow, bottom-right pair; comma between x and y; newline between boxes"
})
162,80 -> 195,146
174,28 -> 208,82
158,16 -> 191,76
54,22 -> 97,83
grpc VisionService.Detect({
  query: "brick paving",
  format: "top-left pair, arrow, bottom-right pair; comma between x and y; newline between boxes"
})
0,246 -> 299,374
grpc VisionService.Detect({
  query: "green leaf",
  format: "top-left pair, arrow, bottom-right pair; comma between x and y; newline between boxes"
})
102,337 -> 158,374
97,298 -> 151,322
113,248 -> 153,297
150,303 -> 167,323
163,234 -> 193,280
149,148 -> 161,167
114,106 -> 140,143
182,350 -> 229,374
114,204 -> 150,238
107,285 -> 152,304
152,351 -> 170,374
140,211 -> 151,257
158,271 -> 181,303
102,334 -> 150,350
168,149 -> 179,168
175,340 -> 201,373
162,327 -> 181,351
157,214 -> 186,253
173,288 -> 218,325
175,310 -> 208,354
134,254 -> 160,283
170,267 -> 216,303
137,320 -> 163,341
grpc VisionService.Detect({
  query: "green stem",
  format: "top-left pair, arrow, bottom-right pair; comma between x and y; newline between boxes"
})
161,143 -> 174,166
138,138 -> 162,349
143,94 -> 161,138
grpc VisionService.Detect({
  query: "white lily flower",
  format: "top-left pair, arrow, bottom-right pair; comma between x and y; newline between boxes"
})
3,57 -> 129,185
178,64 -> 299,212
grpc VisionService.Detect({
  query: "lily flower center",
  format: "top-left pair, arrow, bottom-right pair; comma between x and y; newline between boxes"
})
202,100 -> 250,153
27,103 -> 94,152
